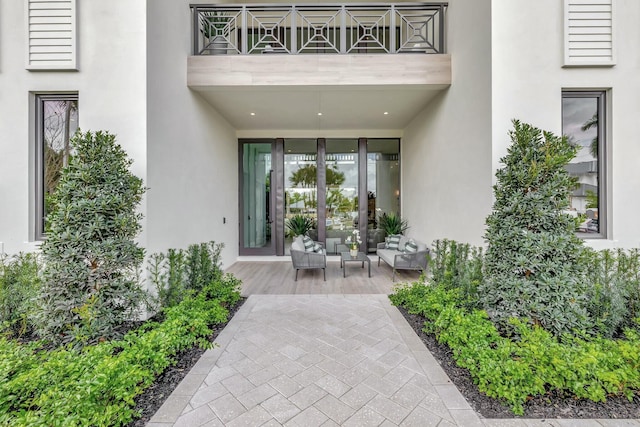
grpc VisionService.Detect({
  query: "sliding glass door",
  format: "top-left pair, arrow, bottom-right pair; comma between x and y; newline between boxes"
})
240,138 -> 400,256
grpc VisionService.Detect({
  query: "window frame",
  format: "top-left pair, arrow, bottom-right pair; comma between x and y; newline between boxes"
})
562,90 -> 607,239
34,93 -> 78,240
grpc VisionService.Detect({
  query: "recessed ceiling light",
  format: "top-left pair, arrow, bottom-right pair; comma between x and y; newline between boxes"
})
383,112 -> 389,115
317,112 -> 323,116
250,112 -> 256,116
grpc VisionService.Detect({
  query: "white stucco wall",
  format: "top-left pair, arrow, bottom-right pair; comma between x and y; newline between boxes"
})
402,0 -> 493,247
0,1 -> 147,255
491,0 -> 640,249
146,0 -> 239,268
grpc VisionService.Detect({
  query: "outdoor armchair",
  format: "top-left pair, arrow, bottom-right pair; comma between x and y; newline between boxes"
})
290,236 -> 326,281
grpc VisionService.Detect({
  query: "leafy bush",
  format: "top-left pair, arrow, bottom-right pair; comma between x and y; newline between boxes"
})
36,130 -> 148,346
285,214 -> 316,237
430,239 -> 483,309
582,247 -> 640,337
0,253 -> 42,338
0,276 -> 240,426
149,241 -> 226,310
390,282 -> 640,415
481,120 -> 588,336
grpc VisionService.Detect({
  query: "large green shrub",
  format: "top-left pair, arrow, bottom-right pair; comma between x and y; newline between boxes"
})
36,130 -> 148,346
0,253 -> 42,337
480,120 -> 588,335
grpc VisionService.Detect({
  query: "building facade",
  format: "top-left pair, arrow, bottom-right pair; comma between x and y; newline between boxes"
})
1,0 -> 638,269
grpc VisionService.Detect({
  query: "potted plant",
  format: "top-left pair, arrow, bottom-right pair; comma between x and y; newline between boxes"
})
345,229 -> 362,257
378,212 -> 409,236
285,214 -> 316,238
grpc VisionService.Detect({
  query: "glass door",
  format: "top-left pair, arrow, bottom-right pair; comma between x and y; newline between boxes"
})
240,142 -> 275,255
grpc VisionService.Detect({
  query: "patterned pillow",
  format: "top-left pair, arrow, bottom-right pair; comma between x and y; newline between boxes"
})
404,239 -> 418,253
386,234 -> 402,250
313,242 -> 323,253
302,235 -> 315,252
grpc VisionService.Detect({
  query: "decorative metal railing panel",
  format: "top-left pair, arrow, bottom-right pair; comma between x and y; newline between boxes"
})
191,3 -> 447,55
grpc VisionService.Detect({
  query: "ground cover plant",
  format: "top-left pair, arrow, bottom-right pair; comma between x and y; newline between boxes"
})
0,273 -> 240,426
391,279 -> 640,415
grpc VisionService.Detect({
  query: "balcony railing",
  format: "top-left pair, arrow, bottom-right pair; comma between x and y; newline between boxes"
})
191,3 -> 447,55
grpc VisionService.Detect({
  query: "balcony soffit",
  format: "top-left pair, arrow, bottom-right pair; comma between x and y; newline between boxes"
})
187,54 -> 451,130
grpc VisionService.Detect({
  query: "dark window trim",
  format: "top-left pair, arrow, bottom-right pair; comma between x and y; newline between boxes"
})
562,90 -> 607,239
34,93 -> 78,241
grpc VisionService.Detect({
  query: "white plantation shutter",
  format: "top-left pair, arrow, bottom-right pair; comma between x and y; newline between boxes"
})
564,0 -> 615,66
26,0 -> 77,70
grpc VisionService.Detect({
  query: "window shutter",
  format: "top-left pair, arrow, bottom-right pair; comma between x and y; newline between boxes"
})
564,0 -> 615,66
26,0 -> 77,70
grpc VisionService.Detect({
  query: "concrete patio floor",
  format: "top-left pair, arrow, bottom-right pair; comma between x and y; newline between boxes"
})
147,260 -> 640,427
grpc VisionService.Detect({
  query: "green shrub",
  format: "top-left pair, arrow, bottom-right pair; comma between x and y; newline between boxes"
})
582,247 -> 640,337
36,130 -> 148,346
0,253 -> 42,338
430,239 -> 483,309
0,277 -> 239,426
149,241 -> 226,310
390,282 -> 640,415
481,120 -> 588,336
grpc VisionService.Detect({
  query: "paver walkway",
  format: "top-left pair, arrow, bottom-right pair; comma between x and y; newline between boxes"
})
148,294 -> 640,427
148,295 -> 481,426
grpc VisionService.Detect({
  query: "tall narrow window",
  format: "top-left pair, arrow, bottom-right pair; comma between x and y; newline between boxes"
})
35,94 -> 78,239
562,91 -> 606,237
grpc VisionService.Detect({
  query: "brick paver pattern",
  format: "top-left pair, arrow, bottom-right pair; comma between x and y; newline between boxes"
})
148,295 -> 640,427
148,295 -> 480,426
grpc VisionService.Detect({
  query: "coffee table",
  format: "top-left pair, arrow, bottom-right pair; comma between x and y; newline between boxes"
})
340,251 -> 371,277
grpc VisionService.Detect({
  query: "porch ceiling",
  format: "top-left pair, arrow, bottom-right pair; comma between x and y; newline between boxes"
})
192,85 -> 445,130
188,54 -> 451,130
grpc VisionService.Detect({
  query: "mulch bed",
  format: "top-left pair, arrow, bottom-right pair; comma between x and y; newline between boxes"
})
128,298 -> 246,427
396,305 -> 640,420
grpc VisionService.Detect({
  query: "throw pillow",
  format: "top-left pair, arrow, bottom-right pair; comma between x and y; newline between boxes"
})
302,235 -> 315,252
313,242 -> 323,253
386,234 -> 402,250
404,239 -> 418,253
291,236 -> 305,252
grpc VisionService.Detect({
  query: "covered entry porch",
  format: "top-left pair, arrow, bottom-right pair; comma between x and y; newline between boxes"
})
226,257 -> 424,296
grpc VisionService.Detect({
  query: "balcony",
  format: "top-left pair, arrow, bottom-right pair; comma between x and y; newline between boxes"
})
191,3 -> 447,55
187,3 -> 450,130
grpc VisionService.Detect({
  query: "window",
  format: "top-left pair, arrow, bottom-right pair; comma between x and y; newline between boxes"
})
562,91 -> 606,237
35,94 -> 78,239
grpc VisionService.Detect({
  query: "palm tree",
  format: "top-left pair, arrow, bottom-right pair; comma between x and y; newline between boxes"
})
581,112 -> 598,159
